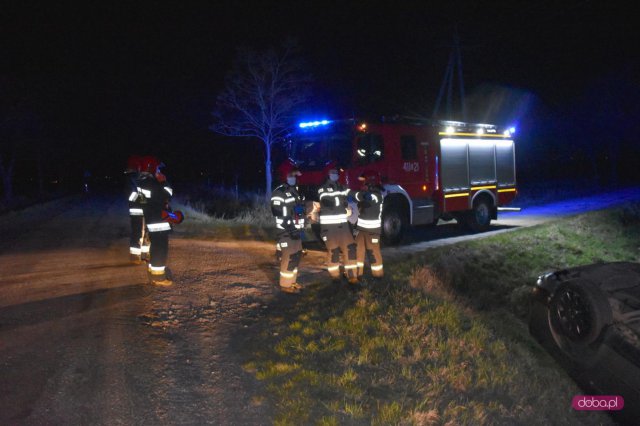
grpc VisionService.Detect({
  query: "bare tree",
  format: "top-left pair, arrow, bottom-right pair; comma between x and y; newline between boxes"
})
211,41 -> 310,200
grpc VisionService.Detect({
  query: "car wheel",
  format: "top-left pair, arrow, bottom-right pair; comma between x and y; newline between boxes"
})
466,199 -> 492,232
382,206 -> 405,245
547,279 -> 612,367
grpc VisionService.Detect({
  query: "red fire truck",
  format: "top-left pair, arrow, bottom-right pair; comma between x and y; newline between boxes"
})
280,118 -> 517,244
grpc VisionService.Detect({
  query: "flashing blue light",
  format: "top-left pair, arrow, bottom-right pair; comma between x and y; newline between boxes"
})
298,120 -> 332,129
509,126 -> 516,134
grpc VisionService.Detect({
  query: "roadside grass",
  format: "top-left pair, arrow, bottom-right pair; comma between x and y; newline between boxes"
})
407,201 -> 640,319
242,203 -> 640,425
171,197 -> 276,241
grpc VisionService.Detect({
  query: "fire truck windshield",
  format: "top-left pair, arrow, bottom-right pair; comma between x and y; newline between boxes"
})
289,133 -> 352,170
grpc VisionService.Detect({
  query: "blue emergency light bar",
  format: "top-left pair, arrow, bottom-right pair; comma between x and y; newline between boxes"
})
298,120 -> 331,128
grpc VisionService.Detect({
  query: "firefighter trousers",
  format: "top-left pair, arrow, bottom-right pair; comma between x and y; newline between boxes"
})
277,233 -> 303,287
355,229 -> 384,278
129,215 -> 144,257
321,223 -> 357,280
148,228 -> 170,279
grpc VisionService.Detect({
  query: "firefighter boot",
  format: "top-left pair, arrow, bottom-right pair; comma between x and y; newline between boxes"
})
152,278 -> 173,287
148,268 -> 173,287
280,282 -> 303,294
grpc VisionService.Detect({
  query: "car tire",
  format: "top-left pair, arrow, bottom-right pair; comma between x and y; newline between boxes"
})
547,279 -> 612,367
466,198 -> 492,232
382,205 -> 405,245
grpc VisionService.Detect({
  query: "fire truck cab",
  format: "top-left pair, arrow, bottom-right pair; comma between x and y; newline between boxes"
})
283,118 -> 517,244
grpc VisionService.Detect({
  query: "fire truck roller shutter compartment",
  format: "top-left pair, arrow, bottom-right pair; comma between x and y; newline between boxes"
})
440,139 -> 470,193
495,140 -> 516,187
468,140 -> 496,188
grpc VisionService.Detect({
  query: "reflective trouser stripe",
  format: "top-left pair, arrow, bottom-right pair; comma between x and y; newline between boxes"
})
149,265 -> 165,274
147,222 -> 171,232
130,247 -> 142,255
141,245 -> 150,253
129,208 -> 144,216
320,215 -> 348,224
357,218 -> 381,228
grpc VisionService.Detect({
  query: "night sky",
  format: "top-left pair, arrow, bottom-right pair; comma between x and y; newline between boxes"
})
2,1 -> 637,190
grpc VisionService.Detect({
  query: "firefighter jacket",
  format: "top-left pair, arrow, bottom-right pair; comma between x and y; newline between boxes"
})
271,184 -> 305,236
354,186 -> 383,231
137,173 -> 173,232
318,179 -> 350,225
127,172 -> 144,217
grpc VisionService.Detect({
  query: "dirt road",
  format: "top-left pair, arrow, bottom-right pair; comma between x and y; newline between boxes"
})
1,188 -> 638,424
0,195 -> 309,425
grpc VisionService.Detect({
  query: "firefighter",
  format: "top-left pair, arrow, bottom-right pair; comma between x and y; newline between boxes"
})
354,170 -> 384,278
270,164 -> 305,294
318,167 -> 358,284
125,155 -> 146,264
138,156 -> 174,286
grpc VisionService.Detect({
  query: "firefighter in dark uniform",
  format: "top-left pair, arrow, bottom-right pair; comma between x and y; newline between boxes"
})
270,165 -> 305,293
354,170 -> 384,278
138,156 -> 174,286
318,167 -> 358,283
125,155 -> 145,264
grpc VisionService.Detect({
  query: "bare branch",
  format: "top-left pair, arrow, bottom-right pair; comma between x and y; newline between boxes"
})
210,41 -> 311,198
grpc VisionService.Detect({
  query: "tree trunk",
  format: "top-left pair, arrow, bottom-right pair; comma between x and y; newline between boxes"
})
264,139 -> 272,201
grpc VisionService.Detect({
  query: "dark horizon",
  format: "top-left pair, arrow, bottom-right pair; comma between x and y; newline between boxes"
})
2,1 -> 638,193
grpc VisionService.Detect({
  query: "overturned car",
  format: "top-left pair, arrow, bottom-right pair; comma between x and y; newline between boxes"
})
529,262 -> 640,423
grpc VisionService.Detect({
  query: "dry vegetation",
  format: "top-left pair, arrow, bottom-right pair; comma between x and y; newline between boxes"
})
240,203 -> 640,425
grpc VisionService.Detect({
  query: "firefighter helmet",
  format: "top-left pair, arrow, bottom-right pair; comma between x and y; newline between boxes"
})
277,161 -> 301,182
140,156 -> 164,174
358,170 -> 381,186
125,155 -> 142,174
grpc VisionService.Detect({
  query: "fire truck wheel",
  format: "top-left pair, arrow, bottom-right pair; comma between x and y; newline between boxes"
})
466,199 -> 492,232
382,206 -> 405,245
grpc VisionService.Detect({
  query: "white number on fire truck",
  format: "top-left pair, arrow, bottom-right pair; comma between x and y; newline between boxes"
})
403,162 -> 419,172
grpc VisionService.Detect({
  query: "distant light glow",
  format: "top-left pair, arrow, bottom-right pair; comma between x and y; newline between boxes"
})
298,120 -> 332,128
476,128 -> 485,135
509,126 -> 516,134
422,184 -> 427,191
359,123 -> 367,131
